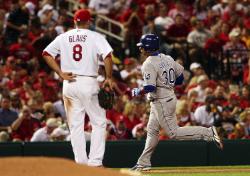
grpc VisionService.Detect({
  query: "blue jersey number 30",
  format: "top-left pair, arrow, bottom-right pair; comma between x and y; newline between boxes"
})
162,68 -> 175,85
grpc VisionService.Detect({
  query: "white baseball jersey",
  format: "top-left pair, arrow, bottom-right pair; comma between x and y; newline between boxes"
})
141,53 -> 184,100
43,28 -> 113,76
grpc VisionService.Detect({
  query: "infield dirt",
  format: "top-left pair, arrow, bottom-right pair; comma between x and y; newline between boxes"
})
0,157 -> 128,176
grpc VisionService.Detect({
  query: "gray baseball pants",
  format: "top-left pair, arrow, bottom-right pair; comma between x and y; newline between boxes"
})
137,96 -> 213,166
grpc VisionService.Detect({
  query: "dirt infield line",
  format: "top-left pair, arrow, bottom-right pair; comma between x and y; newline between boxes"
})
144,168 -> 250,173
0,157 -> 130,176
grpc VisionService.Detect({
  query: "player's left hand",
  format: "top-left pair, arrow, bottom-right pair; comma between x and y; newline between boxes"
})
131,88 -> 141,97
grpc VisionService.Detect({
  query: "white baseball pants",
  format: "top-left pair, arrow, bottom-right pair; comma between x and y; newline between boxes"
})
63,76 -> 106,166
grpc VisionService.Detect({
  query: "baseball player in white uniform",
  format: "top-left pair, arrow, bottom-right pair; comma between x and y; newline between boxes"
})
42,9 -> 113,166
131,34 -> 223,171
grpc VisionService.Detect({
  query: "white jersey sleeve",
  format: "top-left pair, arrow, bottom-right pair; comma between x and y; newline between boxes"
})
96,35 -> 113,60
141,60 -> 157,87
43,35 -> 61,58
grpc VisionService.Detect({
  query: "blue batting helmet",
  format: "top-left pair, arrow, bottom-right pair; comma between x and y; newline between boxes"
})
137,34 -> 159,52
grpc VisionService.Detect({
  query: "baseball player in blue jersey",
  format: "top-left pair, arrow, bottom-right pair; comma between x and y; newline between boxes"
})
131,34 -> 223,171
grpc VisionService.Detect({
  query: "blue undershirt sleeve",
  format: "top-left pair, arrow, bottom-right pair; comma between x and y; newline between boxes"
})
144,85 -> 156,93
175,73 -> 184,85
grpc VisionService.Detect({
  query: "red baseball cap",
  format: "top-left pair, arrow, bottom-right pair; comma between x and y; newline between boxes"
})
123,58 -> 134,65
74,9 -> 91,22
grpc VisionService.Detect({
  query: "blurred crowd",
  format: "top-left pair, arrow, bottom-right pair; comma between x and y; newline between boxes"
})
0,0 -> 250,142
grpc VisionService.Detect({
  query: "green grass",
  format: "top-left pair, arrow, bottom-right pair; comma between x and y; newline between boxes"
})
145,173 -> 250,176
120,166 -> 250,176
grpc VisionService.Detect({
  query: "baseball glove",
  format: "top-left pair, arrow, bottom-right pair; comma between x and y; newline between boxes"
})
98,88 -> 115,110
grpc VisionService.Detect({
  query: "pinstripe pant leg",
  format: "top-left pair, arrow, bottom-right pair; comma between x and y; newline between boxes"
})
137,107 -> 160,166
157,97 -> 213,141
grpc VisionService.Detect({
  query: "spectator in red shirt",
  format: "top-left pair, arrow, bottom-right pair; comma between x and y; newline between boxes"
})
167,14 -> 190,43
2,56 -> 16,77
106,96 -> 125,124
219,22 -> 230,43
120,2 -> 144,57
27,91 -> 44,112
203,9 -> 221,28
224,93 -> 242,118
205,24 -> 226,77
240,85 -> 250,109
112,0 -> 132,21
135,0 -> 157,10
243,58 -> 250,85
122,102 -> 140,130
176,100 -> 193,127
241,108 -> 250,138
132,124 -> 147,140
123,113 -> 140,131
11,106 -> 41,141
187,89 -> 202,113
33,72 -> 58,102
222,0 -> 245,23
106,120 -> 117,141
115,119 -> 132,140
120,57 -> 141,83
205,24 -> 225,56
168,0 -> 191,21
228,123 -> 247,139
28,17 -> 43,43
131,112 -> 148,138
18,80 -> 34,104
214,85 -> 228,106
166,14 -> 190,58
9,33 -> 34,62
6,71 -> 22,91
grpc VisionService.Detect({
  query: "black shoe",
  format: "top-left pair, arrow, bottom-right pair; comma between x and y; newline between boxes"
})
130,164 -> 151,171
211,126 -> 223,150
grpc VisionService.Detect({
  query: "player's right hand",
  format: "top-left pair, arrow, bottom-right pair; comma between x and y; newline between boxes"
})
103,78 -> 114,90
131,88 -> 141,97
59,72 -> 76,81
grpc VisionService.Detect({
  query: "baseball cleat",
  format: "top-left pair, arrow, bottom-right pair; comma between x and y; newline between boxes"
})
130,164 -> 151,171
211,126 -> 223,150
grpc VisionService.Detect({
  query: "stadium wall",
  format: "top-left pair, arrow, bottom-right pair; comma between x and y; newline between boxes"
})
0,140 -> 250,167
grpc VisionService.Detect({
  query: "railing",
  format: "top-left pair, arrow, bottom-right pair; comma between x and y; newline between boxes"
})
222,49 -> 249,83
59,0 -> 125,42
94,14 -> 125,42
65,0 -> 85,15
204,48 -> 250,82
